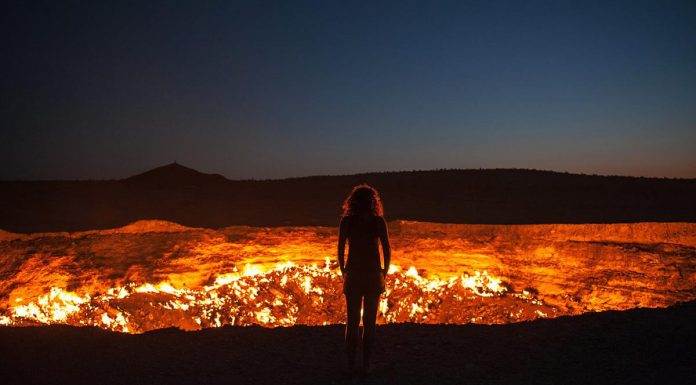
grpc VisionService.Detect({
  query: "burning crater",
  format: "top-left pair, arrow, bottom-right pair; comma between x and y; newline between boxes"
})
0,220 -> 694,333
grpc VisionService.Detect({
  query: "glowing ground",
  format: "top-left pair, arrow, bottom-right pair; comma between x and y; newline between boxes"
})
1,220 -> 694,332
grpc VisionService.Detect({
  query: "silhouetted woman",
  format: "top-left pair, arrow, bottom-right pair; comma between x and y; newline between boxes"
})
337,184 -> 391,375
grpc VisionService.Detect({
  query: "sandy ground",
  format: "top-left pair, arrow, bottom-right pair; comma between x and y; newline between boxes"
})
1,302 -> 694,385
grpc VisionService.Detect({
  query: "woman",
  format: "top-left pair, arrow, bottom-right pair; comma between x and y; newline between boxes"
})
337,183 -> 391,375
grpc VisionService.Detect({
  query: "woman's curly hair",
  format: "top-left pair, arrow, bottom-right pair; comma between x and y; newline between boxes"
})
341,183 -> 384,217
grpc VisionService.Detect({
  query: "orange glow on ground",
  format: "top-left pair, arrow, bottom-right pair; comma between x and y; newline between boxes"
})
1,220 -> 694,333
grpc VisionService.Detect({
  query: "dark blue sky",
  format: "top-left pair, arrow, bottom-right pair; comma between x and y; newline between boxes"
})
2,0 -> 695,180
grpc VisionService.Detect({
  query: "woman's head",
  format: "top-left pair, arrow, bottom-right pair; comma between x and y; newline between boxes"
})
342,183 -> 384,217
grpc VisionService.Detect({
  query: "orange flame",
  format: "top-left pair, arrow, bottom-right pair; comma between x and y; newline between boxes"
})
0,259 -> 555,333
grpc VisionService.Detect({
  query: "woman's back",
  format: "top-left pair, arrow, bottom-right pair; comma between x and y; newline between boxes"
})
344,214 -> 381,272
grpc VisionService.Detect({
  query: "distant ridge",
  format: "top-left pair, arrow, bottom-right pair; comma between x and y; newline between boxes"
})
236,168 -> 695,182
1,163 -> 695,232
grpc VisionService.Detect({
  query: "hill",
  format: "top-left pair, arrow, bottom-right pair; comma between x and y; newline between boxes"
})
0,165 -> 695,232
125,162 -> 228,187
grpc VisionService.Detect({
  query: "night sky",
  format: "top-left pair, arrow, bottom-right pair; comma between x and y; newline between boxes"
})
2,0 -> 695,180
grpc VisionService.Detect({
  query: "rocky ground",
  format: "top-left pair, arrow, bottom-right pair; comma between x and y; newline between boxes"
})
1,301 -> 694,385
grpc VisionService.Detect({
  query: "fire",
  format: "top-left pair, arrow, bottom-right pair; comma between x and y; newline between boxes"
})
1,220 -> 694,333
0,258 -> 547,333
11,287 -> 90,323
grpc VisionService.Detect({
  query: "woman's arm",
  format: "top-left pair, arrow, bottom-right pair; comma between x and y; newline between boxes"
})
337,217 -> 348,276
378,216 -> 391,275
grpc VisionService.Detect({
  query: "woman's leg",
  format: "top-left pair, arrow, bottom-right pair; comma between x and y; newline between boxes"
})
361,293 -> 380,372
344,292 -> 362,372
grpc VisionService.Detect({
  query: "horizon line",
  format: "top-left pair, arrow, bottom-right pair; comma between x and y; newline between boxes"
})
1,163 -> 695,182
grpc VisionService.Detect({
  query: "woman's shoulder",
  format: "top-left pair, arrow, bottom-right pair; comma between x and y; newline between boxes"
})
368,215 -> 385,229
340,215 -> 354,227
